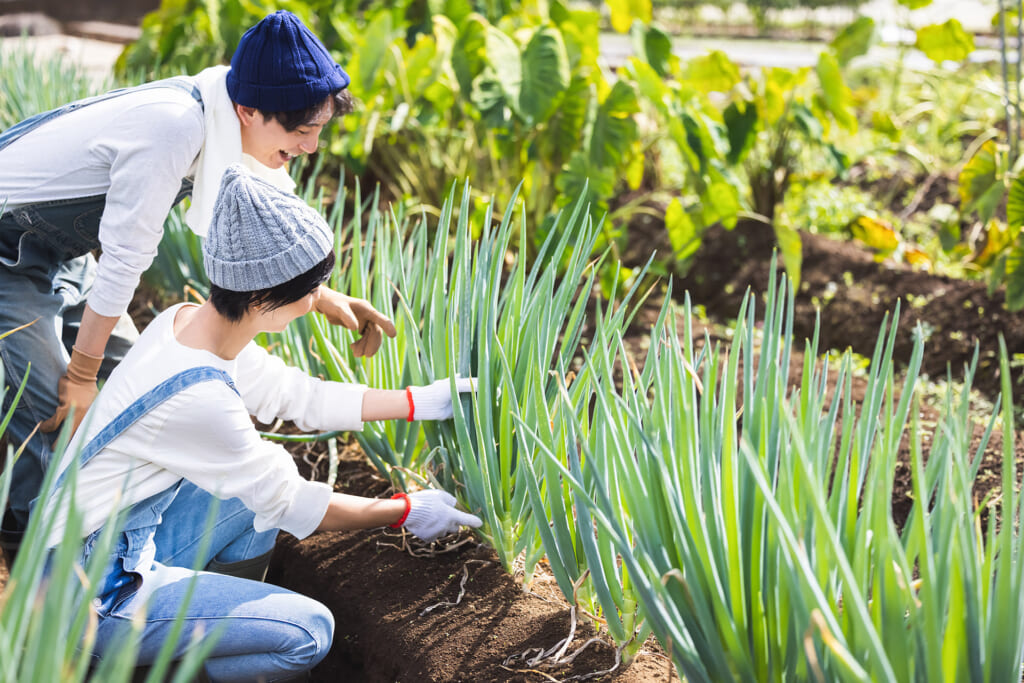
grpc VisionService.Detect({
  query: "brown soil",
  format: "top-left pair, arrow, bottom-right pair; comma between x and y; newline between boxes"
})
3,222 -> 1023,682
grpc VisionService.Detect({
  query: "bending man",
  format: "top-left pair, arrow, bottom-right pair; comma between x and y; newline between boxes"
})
0,10 -> 395,543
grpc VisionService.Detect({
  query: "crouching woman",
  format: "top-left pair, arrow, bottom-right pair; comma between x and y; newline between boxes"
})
40,164 -> 482,682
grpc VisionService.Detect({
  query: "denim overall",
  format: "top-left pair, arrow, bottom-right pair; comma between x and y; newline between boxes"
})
52,366 -> 332,681
51,366 -> 239,607
0,77 -> 202,533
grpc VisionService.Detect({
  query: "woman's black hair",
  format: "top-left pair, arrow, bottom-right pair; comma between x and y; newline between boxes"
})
209,251 -> 336,322
260,89 -> 356,131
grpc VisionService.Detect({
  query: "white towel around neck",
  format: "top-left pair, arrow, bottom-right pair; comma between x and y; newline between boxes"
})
186,65 -> 296,237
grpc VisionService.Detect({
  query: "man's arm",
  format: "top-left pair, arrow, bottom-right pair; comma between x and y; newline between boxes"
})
39,304 -> 117,434
313,286 -> 397,357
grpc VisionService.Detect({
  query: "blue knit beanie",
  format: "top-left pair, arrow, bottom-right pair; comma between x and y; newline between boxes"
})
226,10 -> 350,112
204,164 -> 334,292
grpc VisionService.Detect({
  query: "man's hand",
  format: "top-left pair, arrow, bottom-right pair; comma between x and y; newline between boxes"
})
39,346 -> 104,435
314,287 -> 396,358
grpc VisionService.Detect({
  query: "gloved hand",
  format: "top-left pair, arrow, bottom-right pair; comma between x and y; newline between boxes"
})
39,346 -> 103,435
314,287 -> 396,358
403,490 -> 482,543
407,376 -> 476,420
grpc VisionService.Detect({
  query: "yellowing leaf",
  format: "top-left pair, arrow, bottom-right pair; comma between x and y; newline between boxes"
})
687,51 -> 741,94
851,216 -> 899,253
916,19 -> 975,63
607,0 -> 652,34
904,248 -> 931,268
974,220 -> 1013,268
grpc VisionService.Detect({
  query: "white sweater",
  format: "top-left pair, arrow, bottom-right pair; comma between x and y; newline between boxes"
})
45,304 -> 368,546
0,84 -> 205,318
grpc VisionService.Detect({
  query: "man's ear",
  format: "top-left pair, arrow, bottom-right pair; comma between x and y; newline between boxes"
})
235,104 -> 259,127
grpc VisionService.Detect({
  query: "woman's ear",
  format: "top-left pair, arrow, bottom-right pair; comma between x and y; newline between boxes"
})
234,104 -> 259,127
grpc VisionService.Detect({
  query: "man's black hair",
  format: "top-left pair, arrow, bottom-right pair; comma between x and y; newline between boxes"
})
260,89 -> 355,131
209,251 -> 336,322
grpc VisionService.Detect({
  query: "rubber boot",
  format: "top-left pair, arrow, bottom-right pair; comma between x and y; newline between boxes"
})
205,549 -> 273,582
0,507 -> 23,565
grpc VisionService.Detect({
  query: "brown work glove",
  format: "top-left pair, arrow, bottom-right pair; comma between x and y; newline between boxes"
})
39,346 -> 103,436
314,288 -> 397,358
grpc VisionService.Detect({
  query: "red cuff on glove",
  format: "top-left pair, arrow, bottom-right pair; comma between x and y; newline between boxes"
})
389,492 -> 412,528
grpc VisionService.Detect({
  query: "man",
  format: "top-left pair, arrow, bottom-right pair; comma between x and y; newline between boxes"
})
0,11 -> 394,543
41,163 -> 481,681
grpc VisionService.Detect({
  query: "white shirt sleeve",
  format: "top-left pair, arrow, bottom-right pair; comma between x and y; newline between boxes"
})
235,341 -> 369,432
89,100 -> 204,316
154,381 -> 332,538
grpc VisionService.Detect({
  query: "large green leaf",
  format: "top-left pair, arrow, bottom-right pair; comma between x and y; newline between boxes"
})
555,151 -> 616,209
773,220 -> 803,286
452,14 -> 489,95
540,76 -> 594,163
686,50 -> 740,94
723,100 -> 758,165
666,198 -> 700,262
486,24 -> 523,112
1004,235 -> 1024,310
589,80 -> 640,168
915,20 -> 975,63
815,52 -> 857,131
519,25 -> 570,125
1006,175 -> 1024,228
959,141 -> 1004,224
350,11 -> 395,95
607,0 -> 652,34
831,16 -> 877,67
631,22 -> 675,77
898,0 -> 932,7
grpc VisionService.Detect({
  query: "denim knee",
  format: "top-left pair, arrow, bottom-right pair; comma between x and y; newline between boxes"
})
277,597 -> 335,673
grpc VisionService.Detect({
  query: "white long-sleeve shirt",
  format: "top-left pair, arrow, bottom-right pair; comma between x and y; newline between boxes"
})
45,303 -> 368,546
0,85 -> 205,317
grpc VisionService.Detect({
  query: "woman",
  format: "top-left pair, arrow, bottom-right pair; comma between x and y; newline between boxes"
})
42,164 -> 482,682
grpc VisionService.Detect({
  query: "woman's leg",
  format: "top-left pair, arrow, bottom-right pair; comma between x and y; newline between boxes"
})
95,563 -> 334,682
152,480 -> 278,573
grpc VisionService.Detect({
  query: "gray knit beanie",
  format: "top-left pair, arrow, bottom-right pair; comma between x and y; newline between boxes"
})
204,164 -> 333,292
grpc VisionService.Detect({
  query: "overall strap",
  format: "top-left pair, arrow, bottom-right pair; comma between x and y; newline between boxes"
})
0,76 -> 203,155
52,366 -> 237,492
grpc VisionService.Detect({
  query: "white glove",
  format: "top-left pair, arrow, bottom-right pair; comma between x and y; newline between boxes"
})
403,490 -> 483,543
407,376 -> 476,421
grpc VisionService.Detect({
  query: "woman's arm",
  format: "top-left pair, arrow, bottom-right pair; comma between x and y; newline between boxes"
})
316,492 -> 406,532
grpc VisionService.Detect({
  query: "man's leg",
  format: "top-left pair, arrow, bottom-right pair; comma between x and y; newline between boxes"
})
0,236 -> 68,531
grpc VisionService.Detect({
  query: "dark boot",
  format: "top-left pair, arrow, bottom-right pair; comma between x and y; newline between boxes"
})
205,549 -> 273,582
0,507 -> 23,564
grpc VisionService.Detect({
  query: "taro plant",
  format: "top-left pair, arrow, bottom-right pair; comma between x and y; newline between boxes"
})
518,266 -> 1024,680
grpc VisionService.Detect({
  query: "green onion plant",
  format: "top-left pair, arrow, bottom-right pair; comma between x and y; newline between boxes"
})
518,264 -> 1024,681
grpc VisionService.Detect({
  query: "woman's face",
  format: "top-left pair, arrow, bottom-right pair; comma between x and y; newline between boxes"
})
237,105 -> 331,169
259,286 -> 321,333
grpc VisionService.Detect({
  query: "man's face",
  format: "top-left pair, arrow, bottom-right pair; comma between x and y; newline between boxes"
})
236,103 -> 332,169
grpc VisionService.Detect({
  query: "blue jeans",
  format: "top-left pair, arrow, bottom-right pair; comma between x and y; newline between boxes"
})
90,481 -> 333,682
0,219 -> 139,530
